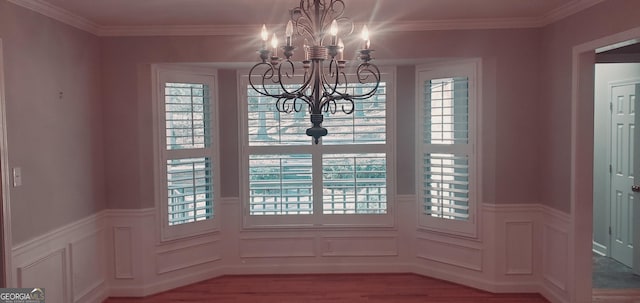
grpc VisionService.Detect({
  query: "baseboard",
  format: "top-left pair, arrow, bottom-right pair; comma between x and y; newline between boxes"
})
412,264 -> 538,294
109,267 -> 226,297
74,280 -> 108,303
540,281 -> 570,303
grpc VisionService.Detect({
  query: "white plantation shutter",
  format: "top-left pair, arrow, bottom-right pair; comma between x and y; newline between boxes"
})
155,67 -> 220,241
241,71 -> 394,228
417,61 -> 479,237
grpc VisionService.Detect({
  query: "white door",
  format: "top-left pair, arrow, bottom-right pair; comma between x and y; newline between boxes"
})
634,83 -> 640,276
610,81 -> 637,268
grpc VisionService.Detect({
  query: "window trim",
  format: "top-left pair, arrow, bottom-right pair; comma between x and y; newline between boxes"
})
238,67 -> 397,229
152,64 -> 221,242
415,59 -> 482,238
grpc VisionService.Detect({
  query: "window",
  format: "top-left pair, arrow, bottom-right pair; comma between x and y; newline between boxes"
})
240,70 -> 395,228
416,60 -> 480,237
153,66 -> 220,241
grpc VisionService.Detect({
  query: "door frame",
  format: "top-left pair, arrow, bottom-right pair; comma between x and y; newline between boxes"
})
0,38 -> 13,287
571,26 -> 640,302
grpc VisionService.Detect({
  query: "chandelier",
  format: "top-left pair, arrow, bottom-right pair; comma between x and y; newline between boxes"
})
249,0 -> 381,144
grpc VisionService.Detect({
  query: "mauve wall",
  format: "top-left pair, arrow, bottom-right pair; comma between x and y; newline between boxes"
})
540,0 -> 640,213
0,1 -> 105,244
101,28 -> 541,209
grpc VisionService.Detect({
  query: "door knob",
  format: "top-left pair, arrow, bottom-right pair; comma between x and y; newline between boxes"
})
633,185 -> 640,192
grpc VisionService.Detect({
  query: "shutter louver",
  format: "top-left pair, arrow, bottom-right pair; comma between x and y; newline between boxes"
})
167,157 -> 213,225
423,153 -> 469,220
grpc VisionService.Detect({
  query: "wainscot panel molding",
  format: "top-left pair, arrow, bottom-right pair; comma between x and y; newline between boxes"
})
239,237 -> 316,258
12,211 -> 108,303
415,235 -> 483,271
155,238 -> 222,274
505,221 -> 534,275
320,236 -> 398,257
112,226 -> 133,279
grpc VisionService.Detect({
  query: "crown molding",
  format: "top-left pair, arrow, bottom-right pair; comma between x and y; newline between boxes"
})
6,0 -> 100,35
96,24 -> 257,37
541,0 -> 606,25
387,17 -> 544,32
7,0 -> 608,37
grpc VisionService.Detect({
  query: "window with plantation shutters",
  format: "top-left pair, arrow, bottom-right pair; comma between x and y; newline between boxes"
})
241,70 -> 395,228
154,66 -> 220,241
416,60 -> 480,238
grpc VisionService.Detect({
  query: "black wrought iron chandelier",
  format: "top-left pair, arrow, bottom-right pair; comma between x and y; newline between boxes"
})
249,0 -> 381,144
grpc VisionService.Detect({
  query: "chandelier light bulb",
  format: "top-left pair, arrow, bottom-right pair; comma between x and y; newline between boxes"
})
285,21 -> 293,46
261,24 -> 269,49
271,33 -> 278,56
330,20 -> 338,45
361,25 -> 370,49
338,38 -> 344,60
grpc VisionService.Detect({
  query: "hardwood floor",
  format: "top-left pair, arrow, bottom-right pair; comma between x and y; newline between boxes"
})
104,273 -> 550,303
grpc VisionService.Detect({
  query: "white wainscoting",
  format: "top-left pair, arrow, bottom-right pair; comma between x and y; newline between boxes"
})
539,205 -> 572,303
9,201 -> 572,303
11,212 -> 107,303
105,208 -> 225,297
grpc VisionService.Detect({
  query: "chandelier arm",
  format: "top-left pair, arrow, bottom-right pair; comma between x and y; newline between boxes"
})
340,97 -> 355,114
345,63 -> 381,100
276,59 -> 300,96
297,60 -> 317,94
248,63 -> 280,97
320,59 -> 341,96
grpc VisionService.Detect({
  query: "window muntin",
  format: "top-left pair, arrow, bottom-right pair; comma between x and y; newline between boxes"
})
417,61 -> 478,237
242,72 -> 394,228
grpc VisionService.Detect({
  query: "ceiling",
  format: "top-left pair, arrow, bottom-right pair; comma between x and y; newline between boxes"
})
7,0 -> 605,35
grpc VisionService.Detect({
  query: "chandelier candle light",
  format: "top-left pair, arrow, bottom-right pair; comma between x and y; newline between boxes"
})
249,0 -> 381,144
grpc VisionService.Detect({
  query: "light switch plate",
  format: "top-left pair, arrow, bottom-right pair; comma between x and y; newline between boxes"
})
12,167 -> 21,187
